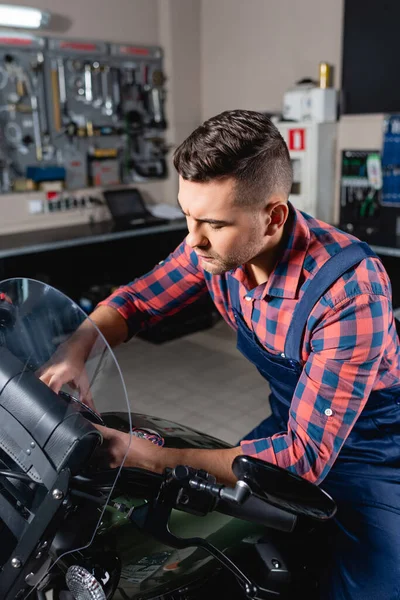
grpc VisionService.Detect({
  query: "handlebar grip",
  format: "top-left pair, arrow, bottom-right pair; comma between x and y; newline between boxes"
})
217,493 -> 297,533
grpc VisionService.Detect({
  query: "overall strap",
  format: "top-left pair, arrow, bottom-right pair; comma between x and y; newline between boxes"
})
230,275 -> 242,313
284,242 -> 378,363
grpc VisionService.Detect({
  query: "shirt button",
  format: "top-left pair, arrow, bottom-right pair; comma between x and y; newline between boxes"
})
244,296 -> 252,302
325,408 -> 333,417
280,352 -> 285,358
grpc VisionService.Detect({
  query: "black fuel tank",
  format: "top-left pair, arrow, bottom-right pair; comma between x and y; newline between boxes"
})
102,412 -> 232,450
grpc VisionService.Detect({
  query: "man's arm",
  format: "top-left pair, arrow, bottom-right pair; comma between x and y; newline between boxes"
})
96,424 -> 243,485
159,446 -> 243,485
65,305 -> 129,360
38,304 -> 130,395
40,240 -> 206,391
241,292 -> 391,484
71,239 -> 206,355
97,240 -> 207,341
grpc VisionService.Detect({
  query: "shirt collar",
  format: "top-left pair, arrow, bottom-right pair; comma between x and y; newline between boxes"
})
232,203 -> 310,300
265,203 -> 310,299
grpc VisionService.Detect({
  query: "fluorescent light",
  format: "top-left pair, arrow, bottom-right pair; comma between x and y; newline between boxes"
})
0,4 -> 50,29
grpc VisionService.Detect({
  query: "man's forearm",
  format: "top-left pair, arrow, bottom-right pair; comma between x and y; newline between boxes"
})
67,305 -> 129,361
148,445 -> 243,486
97,427 -> 244,486
87,305 -> 129,347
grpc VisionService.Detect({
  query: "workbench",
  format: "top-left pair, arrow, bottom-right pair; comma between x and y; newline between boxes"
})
0,217 -> 222,343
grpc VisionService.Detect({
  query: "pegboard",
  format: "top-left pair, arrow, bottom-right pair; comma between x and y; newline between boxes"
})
0,32 -> 168,194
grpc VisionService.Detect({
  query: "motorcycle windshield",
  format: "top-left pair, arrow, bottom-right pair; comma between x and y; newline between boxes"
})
0,278 -> 132,599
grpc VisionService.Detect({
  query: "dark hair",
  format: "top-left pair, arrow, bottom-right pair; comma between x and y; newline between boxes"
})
173,109 -> 292,205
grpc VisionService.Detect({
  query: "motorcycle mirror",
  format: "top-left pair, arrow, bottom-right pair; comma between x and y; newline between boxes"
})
232,455 -> 336,521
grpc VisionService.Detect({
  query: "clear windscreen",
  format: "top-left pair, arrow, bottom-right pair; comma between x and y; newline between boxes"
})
0,278 -> 131,598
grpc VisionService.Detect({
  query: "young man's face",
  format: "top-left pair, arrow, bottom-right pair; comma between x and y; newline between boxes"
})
178,176 -> 269,275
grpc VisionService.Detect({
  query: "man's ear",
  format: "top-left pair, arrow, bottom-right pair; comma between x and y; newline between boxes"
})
264,200 -> 289,236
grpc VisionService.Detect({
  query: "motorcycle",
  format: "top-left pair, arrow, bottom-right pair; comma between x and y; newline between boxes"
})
0,278 -> 336,600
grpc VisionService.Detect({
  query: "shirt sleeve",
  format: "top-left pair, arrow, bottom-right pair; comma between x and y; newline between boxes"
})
98,239 -> 207,338
241,292 -> 391,484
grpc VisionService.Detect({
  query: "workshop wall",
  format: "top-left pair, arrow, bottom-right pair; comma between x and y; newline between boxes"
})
201,0 -> 344,118
158,0 -> 201,206
8,0 -> 160,44
200,0 -> 387,227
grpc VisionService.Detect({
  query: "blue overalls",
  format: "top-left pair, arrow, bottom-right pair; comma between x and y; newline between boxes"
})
237,242 -> 400,599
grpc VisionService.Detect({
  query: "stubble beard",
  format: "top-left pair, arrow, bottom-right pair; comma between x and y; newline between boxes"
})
201,234 -> 264,275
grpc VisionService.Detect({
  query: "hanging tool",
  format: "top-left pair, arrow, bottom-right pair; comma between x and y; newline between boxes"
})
51,61 -> 62,132
22,52 -> 45,162
15,74 -> 25,98
30,52 -> 46,161
57,58 -> 67,119
149,69 -> 167,129
141,62 -> 150,115
4,54 -> 27,102
111,67 -> 122,118
91,61 -> 103,108
150,87 -> 163,126
84,63 -> 93,103
101,65 -> 113,116
30,93 -> 42,161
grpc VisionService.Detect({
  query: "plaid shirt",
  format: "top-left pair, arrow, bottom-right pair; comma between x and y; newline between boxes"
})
100,205 -> 400,484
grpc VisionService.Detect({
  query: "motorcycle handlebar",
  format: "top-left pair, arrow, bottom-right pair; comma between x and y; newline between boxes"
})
217,492 -> 297,533
170,466 -> 297,533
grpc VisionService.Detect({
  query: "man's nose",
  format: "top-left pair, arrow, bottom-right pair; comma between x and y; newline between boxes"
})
186,222 -> 208,249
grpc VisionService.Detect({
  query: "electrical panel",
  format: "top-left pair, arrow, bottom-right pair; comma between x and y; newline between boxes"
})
339,150 -> 382,237
0,32 -> 168,194
339,148 -> 400,245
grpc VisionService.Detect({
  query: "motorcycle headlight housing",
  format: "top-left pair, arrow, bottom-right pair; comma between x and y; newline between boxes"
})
66,565 -> 106,600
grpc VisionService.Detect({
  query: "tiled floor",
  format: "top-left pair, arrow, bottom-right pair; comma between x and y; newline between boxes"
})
112,319 -> 272,445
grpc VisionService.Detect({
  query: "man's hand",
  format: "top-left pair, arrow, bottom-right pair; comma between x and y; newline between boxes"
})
38,305 -> 128,409
38,344 -> 95,409
94,424 -> 162,471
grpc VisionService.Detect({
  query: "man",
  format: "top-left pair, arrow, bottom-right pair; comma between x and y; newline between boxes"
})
41,110 -> 400,599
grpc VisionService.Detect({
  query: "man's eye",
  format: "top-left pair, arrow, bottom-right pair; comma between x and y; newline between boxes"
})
209,223 -> 224,230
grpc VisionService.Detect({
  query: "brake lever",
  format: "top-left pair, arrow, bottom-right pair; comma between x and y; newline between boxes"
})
129,465 -> 260,599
